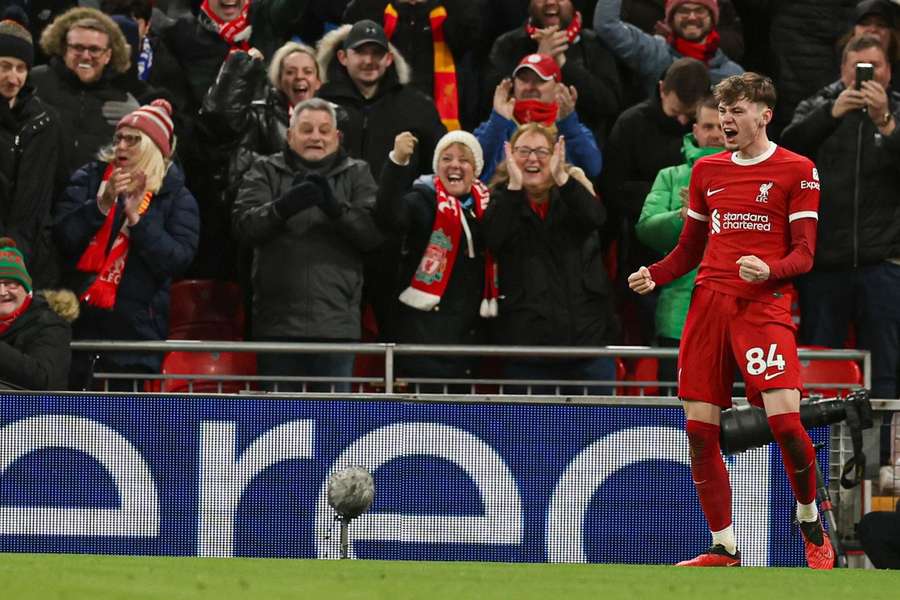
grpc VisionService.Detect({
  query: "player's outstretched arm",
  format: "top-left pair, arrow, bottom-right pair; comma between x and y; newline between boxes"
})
627,266 -> 656,295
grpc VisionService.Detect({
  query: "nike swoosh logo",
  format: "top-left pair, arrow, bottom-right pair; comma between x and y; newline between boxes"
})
764,371 -> 785,381
707,187 -> 726,196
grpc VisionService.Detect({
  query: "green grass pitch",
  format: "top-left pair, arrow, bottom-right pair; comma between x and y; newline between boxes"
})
1,554 -> 899,600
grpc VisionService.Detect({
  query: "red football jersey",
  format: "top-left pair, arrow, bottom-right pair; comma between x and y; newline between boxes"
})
686,143 -> 820,307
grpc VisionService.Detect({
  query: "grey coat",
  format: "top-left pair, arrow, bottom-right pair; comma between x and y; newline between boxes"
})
232,149 -> 383,340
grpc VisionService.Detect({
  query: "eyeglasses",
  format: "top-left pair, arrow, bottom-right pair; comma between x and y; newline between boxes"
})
114,132 -> 142,147
66,43 -> 109,57
512,146 -> 552,160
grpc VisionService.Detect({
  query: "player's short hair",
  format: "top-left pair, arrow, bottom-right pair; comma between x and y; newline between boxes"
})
660,57 -> 711,107
841,33 -> 888,65
695,94 -> 719,119
713,72 -> 777,109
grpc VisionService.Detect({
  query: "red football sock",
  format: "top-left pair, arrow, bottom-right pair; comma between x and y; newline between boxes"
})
685,420 -> 732,532
768,412 -> 817,504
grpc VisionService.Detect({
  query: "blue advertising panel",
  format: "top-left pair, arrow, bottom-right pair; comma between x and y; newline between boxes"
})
0,393 -> 827,566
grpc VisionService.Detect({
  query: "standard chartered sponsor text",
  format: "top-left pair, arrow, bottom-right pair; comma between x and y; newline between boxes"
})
723,212 -> 772,231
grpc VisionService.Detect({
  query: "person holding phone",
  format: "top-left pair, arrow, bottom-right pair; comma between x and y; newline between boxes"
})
781,33 -> 900,404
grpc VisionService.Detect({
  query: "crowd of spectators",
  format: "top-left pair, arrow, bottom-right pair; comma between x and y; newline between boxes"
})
1,0 -> 900,408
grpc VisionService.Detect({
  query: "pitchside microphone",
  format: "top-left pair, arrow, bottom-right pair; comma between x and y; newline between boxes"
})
327,466 -> 375,559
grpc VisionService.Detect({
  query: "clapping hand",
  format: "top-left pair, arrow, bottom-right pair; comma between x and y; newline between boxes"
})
493,79 -> 515,121
549,136 -> 569,187
504,141 -> 523,190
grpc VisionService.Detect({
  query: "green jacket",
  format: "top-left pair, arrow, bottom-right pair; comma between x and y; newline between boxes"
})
635,134 -> 721,339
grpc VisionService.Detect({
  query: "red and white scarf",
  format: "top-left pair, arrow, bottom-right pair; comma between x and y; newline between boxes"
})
399,177 -> 499,317
76,164 -> 152,310
525,11 -> 583,44
0,293 -> 32,335
200,0 -> 253,52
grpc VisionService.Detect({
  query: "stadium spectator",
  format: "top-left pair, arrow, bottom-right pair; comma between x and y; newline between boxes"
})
781,34 -> 900,400
629,73 -> 832,569
736,1 -> 856,138
232,98 -> 383,392
846,0 -> 900,86
28,7 -> 140,177
475,53 -> 602,184
485,0 -> 622,140
342,0 -> 484,131
54,99 -> 199,389
317,19 -> 445,180
858,508 -> 900,568
0,7 -> 64,288
203,42 -> 322,195
0,238 -> 76,391
593,0 -> 743,97
375,130 -> 491,383
600,57 -> 709,344
484,123 -> 617,393
635,94 -> 723,383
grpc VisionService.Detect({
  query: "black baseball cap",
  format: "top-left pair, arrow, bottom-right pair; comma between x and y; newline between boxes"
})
343,20 -> 389,51
855,0 -> 896,27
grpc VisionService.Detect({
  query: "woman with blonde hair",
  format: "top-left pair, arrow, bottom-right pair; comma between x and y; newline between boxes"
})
54,99 -> 199,388
484,122 -> 617,394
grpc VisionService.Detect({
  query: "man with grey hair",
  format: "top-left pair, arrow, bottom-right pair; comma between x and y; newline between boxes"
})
233,98 -> 384,392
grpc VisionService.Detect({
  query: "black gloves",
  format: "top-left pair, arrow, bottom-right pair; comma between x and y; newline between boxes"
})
308,173 -> 343,219
273,179 -> 323,220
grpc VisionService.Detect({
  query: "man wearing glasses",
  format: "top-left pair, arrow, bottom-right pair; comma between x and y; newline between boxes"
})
474,52 -> 601,183
28,7 -> 139,177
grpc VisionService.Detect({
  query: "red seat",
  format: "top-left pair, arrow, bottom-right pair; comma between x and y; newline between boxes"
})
798,345 -> 862,397
168,279 -> 245,340
150,351 -> 258,393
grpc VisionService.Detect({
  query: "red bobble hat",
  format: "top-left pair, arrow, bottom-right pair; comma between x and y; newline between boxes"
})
665,0 -> 720,26
117,99 -> 175,158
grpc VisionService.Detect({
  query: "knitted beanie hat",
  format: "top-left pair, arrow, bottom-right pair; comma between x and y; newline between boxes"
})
117,99 -> 175,157
0,238 -> 32,293
0,6 -> 34,68
665,0 -> 720,26
432,131 -> 485,178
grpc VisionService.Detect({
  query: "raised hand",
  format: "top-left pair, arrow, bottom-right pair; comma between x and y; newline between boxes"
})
549,136 -> 569,187
493,79 -> 515,121
504,141 -> 523,190
628,266 -> 656,295
831,87 -> 866,119
532,26 -> 569,67
392,131 -> 418,165
556,84 -> 578,120
123,171 -> 148,226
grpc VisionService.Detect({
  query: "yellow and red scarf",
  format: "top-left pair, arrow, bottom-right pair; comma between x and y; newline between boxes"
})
76,164 -> 153,310
399,177 -> 498,317
384,3 -> 460,131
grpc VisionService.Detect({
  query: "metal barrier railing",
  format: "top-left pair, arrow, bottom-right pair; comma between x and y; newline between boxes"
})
70,340 -> 872,397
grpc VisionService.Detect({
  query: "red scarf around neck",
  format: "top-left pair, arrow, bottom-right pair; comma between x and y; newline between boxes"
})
201,0 -> 252,51
399,177 -> 499,317
0,293 -> 32,335
669,29 -> 720,65
513,99 -> 559,126
76,164 -> 153,310
525,11 -> 582,44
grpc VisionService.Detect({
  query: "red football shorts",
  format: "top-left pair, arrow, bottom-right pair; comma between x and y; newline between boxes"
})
677,286 -> 801,408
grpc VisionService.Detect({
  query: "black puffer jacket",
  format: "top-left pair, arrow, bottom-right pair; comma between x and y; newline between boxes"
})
485,26 -> 623,140
781,81 -> 900,270
483,179 -> 617,347
28,58 -> 137,178
0,290 -> 77,391
0,85 -> 64,288
316,24 -> 446,179
375,161 -> 487,376
233,148 -> 384,340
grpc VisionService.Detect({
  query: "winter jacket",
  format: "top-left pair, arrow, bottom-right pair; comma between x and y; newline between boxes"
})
635,134 -> 721,339
483,179 -> 617,347
342,0 -> 484,130
781,81 -> 900,270
375,159 -> 486,376
232,148 -> 383,340
158,0 -> 305,116
316,25 -> 447,179
474,110 -> 603,184
53,161 -> 200,370
0,290 -> 77,391
28,58 -> 138,178
593,0 -> 743,97
485,25 -> 623,139
201,51 -> 289,195
0,85 -> 65,288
